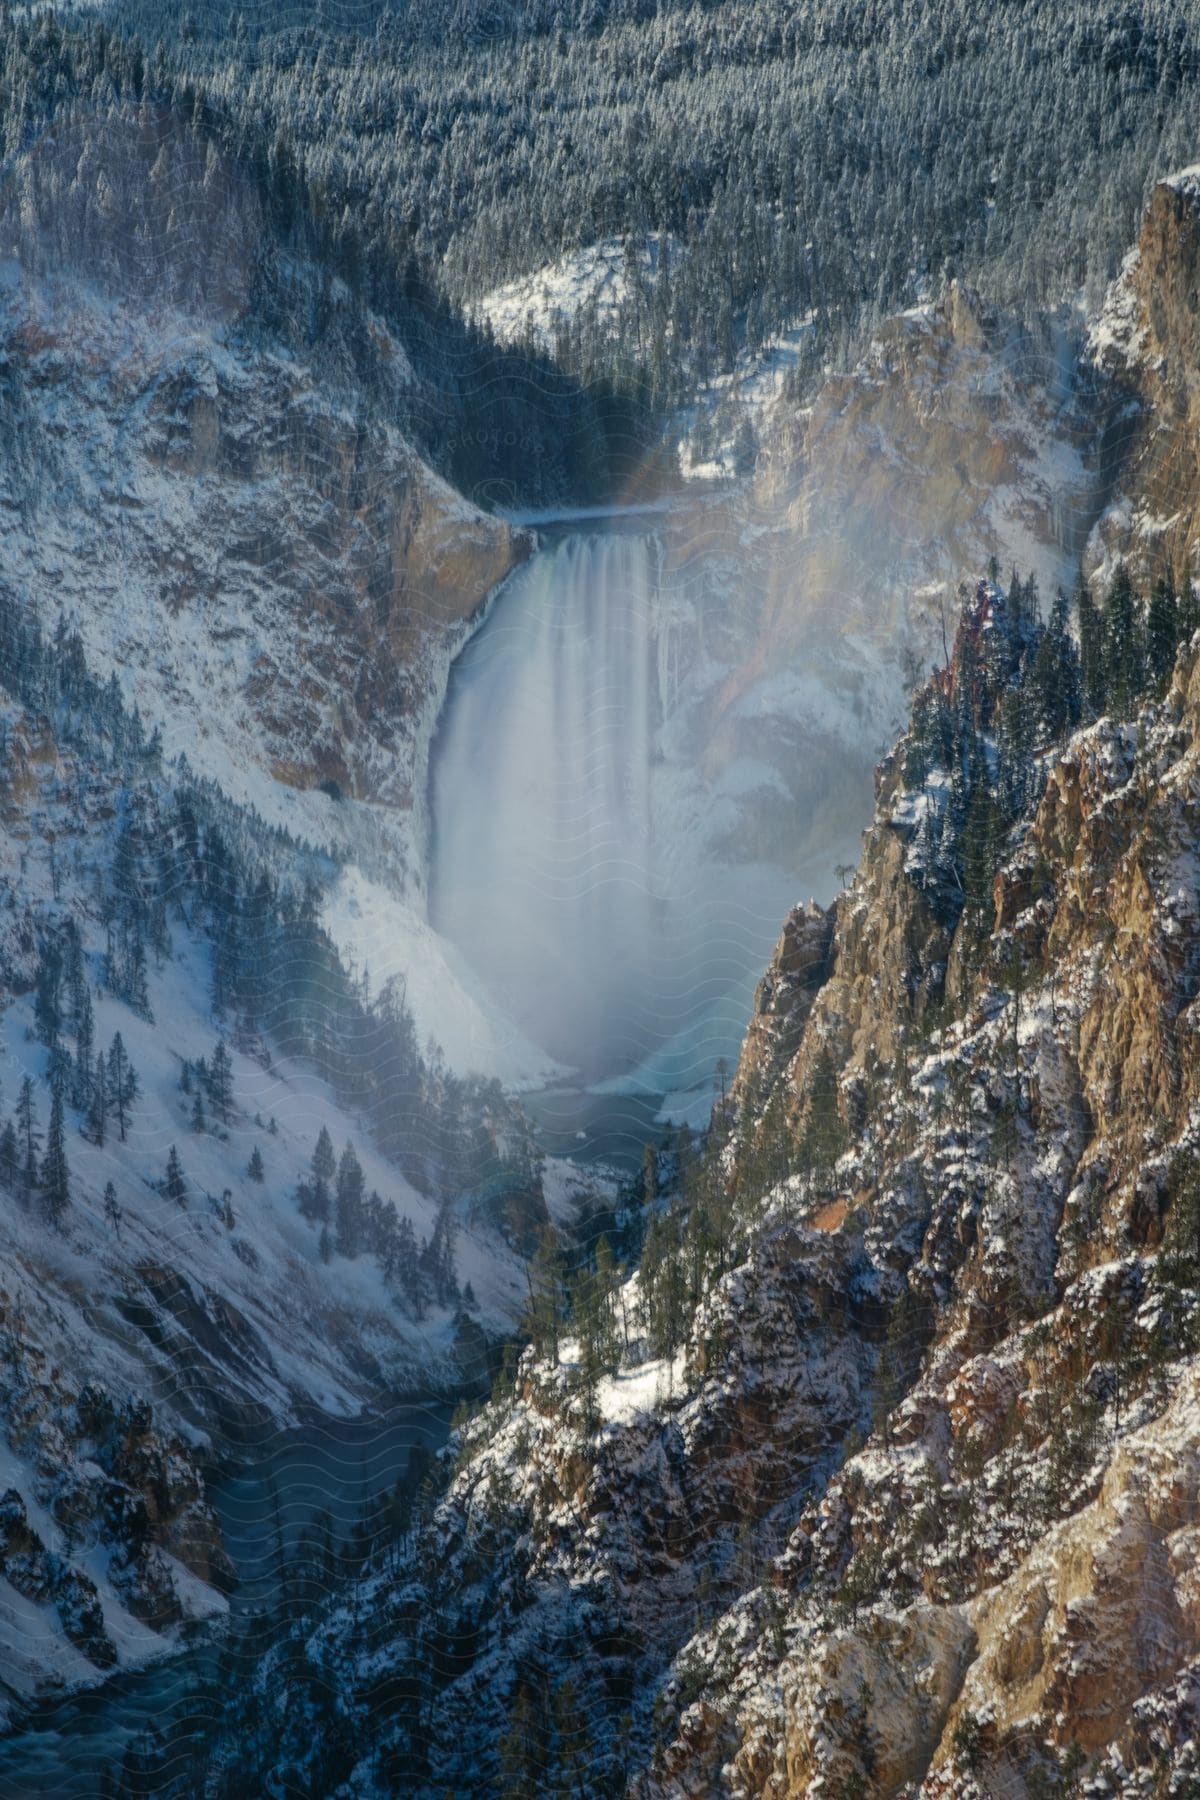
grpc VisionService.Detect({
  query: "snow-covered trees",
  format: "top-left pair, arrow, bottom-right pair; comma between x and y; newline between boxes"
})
108,1032 -> 138,1143
2,0 -> 1197,499
335,1143 -> 365,1259
164,1144 -> 187,1206
16,1076 -> 39,1192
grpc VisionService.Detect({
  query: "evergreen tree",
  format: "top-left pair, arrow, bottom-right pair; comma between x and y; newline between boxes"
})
1147,576 -> 1180,695
307,1125 -> 336,1222
73,986 -> 95,1112
128,928 -> 151,1020
335,1142 -> 365,1258
208,1038 -> 234,1124
498,1680 -> 544,1800
191,1087 -> 206,1133
108,1033 -> 138,1142
33,939 -> 63,1047
247,1145 -> 265,1182
41,1086 -> 70,1227
961,770 -> 1007,921
103,1181 -> 122,1234
524,1225 -> 566,1360
0,1119 -> 18,1191
1031,587 -> 1080,745
422,1195 -> 458,1305
165,1144 -> 187,1206
15,1076 -> 39,1191
86,1054 -> 108,1148
1077,581 -> 1106,720
1104,566 -> 1144,719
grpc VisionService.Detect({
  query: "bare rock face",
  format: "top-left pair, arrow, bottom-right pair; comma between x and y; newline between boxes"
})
1088,168 -> 1200,587
0,279 -> 531,837
753,283 -> 1101,679
732,902 -> 836,1113
937,1367 -> 1200,1775
0,1306 -> 231,1681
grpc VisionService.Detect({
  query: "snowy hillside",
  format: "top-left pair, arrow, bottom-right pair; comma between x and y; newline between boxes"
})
0,603 -> 622,1708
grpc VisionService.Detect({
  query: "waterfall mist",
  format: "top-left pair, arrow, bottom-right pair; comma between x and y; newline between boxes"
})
429,527 -> 842,1090
430,533 -> 661,1076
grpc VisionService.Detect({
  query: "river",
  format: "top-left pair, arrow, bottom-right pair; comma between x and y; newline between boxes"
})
0,1403 -> 452,1798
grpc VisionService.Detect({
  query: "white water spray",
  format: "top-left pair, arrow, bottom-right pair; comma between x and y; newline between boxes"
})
430,533 -> 662,1074
430,528 -> 812,1090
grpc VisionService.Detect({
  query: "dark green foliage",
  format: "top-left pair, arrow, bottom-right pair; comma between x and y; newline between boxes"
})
335,1142 -> 365,1258
1030,588 -> 1081,746
41,1086 -> 70,1226
15,1076 -> 39,1190
1077,581 -> 1106,721
108,1032 -> 138,1143
208,1039 -> 234,1124
1147,577 -> 1180,694
0,1119 -> 18,1191
164,1144 -> 187,1206
95,0 -> 1200,452
1103,566 -> 1144,719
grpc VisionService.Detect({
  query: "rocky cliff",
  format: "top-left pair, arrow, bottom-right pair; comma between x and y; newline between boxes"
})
1089,165 -> 1200,592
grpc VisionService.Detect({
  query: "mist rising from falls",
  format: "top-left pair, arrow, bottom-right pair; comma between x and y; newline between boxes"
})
429,528 -> 810,1088
430,533 -> 660,1076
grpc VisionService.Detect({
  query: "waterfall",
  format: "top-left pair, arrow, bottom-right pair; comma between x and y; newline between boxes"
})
429,532 -> 663,1075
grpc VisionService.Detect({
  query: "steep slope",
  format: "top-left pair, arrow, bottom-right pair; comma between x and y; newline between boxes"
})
0,590 -> 613,1716
205,587 -> 1200,1793
1089,165 -> 1200,590
0,96 -> 561,1086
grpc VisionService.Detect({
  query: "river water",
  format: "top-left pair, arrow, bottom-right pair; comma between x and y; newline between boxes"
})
0,1404 -> 451,1798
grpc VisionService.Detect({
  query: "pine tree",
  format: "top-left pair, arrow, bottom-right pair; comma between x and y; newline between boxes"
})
86,1054 -> 108,1148
1104,565 -> 1144,718
73,986 -> 95,1112
209,1039 -> 234,1124
524,1225 -> 565,1360
1031,587 -> 1080,744
1147,576 -> 1179,695
191,1087 -> 206,1133
129,929 -> 151,1019
0,1120 -> 18,1191
15,1077 -> 40,1191
498,1680 -> 544,1800
165,1144 -> 187,1206
109,1033 -> 138,1143
41,1086 -> 70,1227
335,1142 -> 365,1258
1077,581 -> 1105,720
103,1181 -> 122,1234
423,1195 -> 458,1305
247,1145 -> 265,1182
33,939 -> 63,1048
313,1126 -> 336,1181
961,770 -> 1006,922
